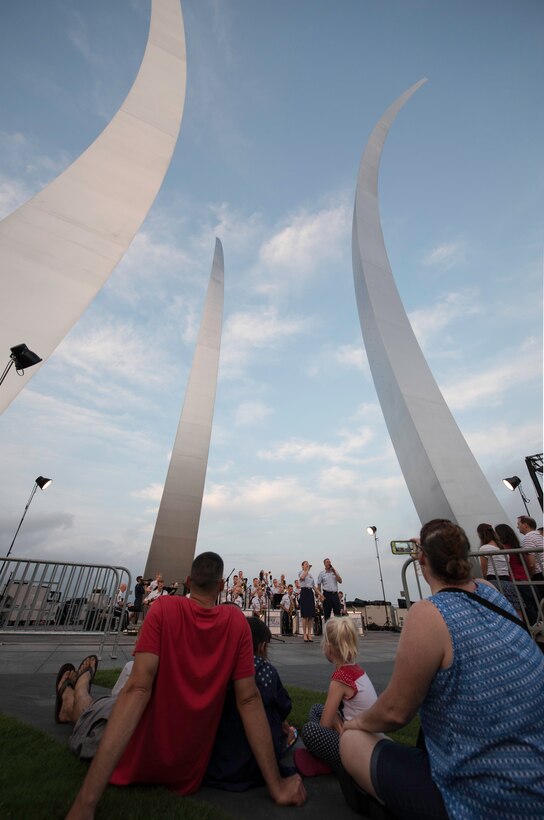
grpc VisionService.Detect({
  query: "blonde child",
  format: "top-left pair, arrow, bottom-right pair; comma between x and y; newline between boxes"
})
298,617 -> 377,772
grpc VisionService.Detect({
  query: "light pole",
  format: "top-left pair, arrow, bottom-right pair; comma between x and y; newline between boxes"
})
6,476 -> 52,559
366,525 -> 391,627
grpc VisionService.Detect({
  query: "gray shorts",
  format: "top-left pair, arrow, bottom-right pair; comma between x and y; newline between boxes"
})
68,694 -> 117,759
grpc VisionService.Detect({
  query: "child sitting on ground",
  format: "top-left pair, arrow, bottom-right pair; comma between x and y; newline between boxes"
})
298,617 -> 377,774
204,615 -> 297,791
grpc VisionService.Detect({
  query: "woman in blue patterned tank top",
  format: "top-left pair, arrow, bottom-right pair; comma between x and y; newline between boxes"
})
340,519 -> 544,819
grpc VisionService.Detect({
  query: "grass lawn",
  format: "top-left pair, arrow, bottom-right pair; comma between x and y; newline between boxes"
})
0,675 -> 419,819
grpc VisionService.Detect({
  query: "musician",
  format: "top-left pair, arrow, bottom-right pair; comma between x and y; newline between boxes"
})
251,586 -> 265,619
280,584 -> 295,636
272,579 -> 284,609
317,558 -> 343,621
229,575 -> 244,609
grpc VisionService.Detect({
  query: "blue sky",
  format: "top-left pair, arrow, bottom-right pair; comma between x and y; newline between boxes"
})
0,0 -> 542,601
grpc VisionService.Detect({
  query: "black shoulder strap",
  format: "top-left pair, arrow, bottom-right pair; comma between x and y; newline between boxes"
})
437,587 -> 529,632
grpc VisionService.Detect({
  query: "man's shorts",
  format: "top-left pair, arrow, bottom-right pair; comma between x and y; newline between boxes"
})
68,695 -> 117,759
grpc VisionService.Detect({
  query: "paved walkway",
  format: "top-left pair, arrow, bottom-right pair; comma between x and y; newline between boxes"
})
0,630 -> 399,818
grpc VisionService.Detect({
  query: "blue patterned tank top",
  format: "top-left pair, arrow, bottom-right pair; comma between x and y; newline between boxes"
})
421,583 -> 544,819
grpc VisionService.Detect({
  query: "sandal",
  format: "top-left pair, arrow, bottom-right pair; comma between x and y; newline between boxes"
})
76,654 -> 99,691
54,663 -> 75,723
286,726 -> 298,750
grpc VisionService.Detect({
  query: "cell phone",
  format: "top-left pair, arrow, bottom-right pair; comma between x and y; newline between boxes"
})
390,540 -> 417,555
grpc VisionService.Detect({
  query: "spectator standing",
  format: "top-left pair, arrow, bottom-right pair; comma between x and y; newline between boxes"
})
317,558 -> 343,621
495,523 -> 538,624
517,516 -> 544,586
477,523 -> 519,611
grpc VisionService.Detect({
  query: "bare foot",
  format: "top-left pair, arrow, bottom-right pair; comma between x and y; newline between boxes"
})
57,670 -> 77,723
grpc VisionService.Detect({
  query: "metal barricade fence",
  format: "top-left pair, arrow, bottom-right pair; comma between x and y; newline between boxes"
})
0,556 -> 131,658
400,547 -> 544,645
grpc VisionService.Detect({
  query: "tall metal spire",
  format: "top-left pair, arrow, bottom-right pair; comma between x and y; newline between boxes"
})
0,0 -> 186,414
144,239 -> 224,583
352,80 -> 508,541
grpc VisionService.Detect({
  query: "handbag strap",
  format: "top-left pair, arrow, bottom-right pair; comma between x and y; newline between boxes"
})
437,586 -> 528,632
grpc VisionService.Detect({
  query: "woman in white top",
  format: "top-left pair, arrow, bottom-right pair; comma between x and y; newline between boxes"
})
477,522 -> 519,611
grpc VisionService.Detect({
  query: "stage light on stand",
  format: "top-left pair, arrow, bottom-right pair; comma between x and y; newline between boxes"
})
502,475 -> 530,516
0,344 -> 42,387
366,525 -> 391,627
6,476 -> 53,560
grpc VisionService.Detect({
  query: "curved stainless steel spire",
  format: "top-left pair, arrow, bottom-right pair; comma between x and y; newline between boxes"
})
144,238 -> 224,584
353,80 -> 508,541
0,0 -> 186,414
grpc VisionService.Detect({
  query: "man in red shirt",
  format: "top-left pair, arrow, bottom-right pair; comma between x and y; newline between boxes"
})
59,552 -> 306,818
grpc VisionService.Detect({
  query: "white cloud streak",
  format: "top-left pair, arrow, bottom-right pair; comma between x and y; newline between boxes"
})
442,337 -> 542,410
408,290 -> 481,351
233,401 -> 273,427
422,240 -> 465,270
258,427 -> 374,465
221,306 -> 309,378
256,198 -> 351,296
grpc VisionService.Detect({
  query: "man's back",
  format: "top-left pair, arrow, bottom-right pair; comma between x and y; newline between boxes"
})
110,596 -> 254,794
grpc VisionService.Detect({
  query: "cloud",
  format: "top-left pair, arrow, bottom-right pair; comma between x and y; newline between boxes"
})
256,197 -> 351,296
442,337 -> 542,410
132,483 -> 164,502
465,421 -> 543,460
422,240 -> 465,270
408,290 -> 481,351
233,401 -> 273,427
0,131 -> 72,218
52,321 -> 172,391
0,176 -> 30,220
307,341 -> 369,378
17,389 -> 156,453
112,230 -> 195,301
221,306 -> 309,378
258,426 -> 374,465
203,475 -> 349,523
207,202 -> 263,255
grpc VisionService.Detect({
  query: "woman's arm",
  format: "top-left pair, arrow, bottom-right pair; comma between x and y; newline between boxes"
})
320,680 -> 352,729
479,554 -> 488,576
343,600 -> 450,734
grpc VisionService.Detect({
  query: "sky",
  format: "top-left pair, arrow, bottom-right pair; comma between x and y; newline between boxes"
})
0,0 -> 542,603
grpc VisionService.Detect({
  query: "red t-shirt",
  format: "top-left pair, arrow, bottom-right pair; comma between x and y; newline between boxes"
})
110,596 -> 254,794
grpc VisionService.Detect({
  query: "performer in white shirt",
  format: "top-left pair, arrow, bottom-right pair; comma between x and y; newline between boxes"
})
317,558 -> 343,621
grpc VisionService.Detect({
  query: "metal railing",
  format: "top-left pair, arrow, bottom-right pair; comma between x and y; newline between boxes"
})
400,547 -> 543,644
0,556 -> 131,658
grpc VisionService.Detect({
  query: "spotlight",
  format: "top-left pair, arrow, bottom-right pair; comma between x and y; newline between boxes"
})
0,343 -> 42,387
502,475 -> 530,515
